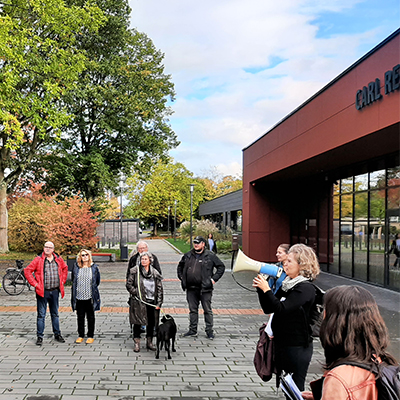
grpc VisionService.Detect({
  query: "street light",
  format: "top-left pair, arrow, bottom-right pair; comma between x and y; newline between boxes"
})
167,206 -> 170,236
189,184 -> 195,248
118,172 -> 126,259
174,199 -> 177,242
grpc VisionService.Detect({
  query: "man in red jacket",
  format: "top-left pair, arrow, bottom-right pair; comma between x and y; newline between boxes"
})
24,241 -> 69,346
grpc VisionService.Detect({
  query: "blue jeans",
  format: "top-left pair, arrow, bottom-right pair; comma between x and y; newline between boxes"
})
36,290 -> 61,338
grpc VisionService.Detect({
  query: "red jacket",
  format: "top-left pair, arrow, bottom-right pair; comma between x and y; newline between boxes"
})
24,252 -> 68,298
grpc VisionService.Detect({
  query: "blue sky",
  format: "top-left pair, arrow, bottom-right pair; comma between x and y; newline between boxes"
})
128,0 -> 399,178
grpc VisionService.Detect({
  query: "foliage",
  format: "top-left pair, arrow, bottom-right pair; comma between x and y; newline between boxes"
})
178,219 -> 233,244
0,0 -> 105,251
37,0 -> 178,202
215,240 -> 234,254
198,166 -> 242,201
124,160 -> 204,235
8,185 -> 99,254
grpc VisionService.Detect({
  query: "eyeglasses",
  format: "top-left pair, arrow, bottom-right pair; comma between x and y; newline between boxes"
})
193,241 -> 201,245
44,246 -> 54,249
81,254 -> 89,257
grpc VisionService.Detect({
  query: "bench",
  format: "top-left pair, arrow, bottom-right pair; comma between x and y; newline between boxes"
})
91,253 -> 116,262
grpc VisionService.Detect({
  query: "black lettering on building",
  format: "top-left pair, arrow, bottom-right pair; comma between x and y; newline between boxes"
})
393,64 -> 400,90
385,70 -> 392,94
374,78 -> 382,100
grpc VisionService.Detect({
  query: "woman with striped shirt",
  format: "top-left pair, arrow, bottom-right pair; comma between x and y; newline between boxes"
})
71,249 -> 101,344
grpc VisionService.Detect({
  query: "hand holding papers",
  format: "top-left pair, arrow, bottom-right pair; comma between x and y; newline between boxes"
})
279,372 -> 304,400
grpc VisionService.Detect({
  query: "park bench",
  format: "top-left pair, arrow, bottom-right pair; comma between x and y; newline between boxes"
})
91,253 -> 116,262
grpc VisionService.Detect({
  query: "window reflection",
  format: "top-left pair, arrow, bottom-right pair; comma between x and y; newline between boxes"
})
332,165 -> 399,290
370,170 -> 386,190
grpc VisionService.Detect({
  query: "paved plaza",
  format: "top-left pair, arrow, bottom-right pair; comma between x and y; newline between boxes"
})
0,239 -> 398,400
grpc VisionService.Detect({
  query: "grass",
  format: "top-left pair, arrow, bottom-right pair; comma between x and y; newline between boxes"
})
166,238 -> 191,254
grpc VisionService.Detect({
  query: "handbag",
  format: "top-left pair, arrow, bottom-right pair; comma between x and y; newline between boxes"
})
253,322 -> 276,382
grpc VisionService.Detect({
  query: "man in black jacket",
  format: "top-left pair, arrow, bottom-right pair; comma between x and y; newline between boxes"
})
177,236 -> 225,339
126,241 -> 161,279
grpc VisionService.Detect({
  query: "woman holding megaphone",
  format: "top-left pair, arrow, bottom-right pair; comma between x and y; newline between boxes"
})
253,244 -> 320,395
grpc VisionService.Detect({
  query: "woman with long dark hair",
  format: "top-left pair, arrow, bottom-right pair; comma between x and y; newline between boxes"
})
302,285 -> 398,400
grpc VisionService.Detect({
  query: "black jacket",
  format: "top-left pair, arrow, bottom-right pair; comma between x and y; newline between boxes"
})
257,281 -> 315,347
177,248 -> 225,292
126,252 -> 161,280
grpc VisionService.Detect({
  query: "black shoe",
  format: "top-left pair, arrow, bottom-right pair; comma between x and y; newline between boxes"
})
54,334 -> 65,343
206,332 -> 215,340
36,337 -> 43,346
182,331 -> 197,337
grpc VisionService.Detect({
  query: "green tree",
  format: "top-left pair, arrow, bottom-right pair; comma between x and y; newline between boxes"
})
124,160 -> 204,235
0,0 -> 105,251
38,0 -> 178,202
198,166 -> 242,201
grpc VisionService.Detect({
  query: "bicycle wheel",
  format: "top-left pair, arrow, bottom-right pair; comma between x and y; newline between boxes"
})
2,270 -> 26,295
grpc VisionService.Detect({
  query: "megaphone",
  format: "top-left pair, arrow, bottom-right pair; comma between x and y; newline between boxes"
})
232,249 -> 285,279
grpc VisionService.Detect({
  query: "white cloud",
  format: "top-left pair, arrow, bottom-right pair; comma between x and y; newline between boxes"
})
128,0 -> 398,176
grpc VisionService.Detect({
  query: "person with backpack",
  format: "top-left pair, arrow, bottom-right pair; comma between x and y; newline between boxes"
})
301,285 -> 399,400
253,244 -> 320,395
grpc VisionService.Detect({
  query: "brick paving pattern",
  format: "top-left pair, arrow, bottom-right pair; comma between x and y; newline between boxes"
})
0,239 -> 398,400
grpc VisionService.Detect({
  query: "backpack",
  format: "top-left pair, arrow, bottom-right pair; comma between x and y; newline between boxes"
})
340,361 -> 400,400
303,283 -> 325,338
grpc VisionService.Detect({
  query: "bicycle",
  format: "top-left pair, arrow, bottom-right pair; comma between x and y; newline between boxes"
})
2,260 -> 32,295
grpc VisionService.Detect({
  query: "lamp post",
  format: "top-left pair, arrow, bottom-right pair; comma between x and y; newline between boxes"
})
174,199 -> 177,242
119,172 -> 125,255
167,206 -> 170,237
189,184 -> 195,248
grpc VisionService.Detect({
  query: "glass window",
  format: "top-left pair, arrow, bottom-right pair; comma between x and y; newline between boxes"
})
369,190 -> 385,285
370,170 -> 386,190
340,194 -> 353,277
354,192 -> 368,281
341,177 -> 353,193
332,193 -> 340,274
354,173 -> 368,191
387,167 -> 400,187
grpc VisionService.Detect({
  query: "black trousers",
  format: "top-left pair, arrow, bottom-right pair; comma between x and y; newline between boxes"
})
76,299 -> 95,338
275,342 -> 313,393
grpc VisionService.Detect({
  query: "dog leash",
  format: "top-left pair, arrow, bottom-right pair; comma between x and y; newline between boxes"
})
135,266 -> 166,317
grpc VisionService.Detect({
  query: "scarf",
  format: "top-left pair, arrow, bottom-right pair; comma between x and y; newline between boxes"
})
281,275 -> 309,292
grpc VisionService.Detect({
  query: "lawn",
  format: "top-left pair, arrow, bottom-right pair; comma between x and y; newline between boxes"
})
166,238 -> 190,254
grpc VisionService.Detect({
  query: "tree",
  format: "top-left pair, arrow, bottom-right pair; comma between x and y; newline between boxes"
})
38,0 -> 178,202
124,160 -> 204,235
198,166 -> 242,201
0,0 -> 105,251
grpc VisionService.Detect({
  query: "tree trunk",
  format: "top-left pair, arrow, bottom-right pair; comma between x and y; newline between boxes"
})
0,176 -> 8,252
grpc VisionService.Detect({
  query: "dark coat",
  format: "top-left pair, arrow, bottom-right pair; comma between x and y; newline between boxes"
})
71,263 -> 101,311
126,265 -> 163,326
177,248 -> 225,292
126,252 -> 161,279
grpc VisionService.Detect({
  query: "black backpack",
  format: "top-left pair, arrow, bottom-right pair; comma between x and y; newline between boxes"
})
302,283 -> 325,338
339,361 -> 400,400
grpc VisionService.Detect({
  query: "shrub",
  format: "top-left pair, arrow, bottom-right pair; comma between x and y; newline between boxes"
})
8,189 -> 99,255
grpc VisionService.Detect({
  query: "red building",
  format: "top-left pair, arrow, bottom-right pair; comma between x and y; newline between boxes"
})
242,29 -> 400,290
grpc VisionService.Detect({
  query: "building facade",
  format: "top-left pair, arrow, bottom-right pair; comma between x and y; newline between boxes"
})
242,29 -> 400,291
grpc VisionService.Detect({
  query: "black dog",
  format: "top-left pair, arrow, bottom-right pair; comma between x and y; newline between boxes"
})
155,314 -> 177,360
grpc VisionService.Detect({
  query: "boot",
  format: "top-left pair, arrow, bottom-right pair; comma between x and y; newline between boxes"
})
146,337 -> 156,351
133,338 -> 140,352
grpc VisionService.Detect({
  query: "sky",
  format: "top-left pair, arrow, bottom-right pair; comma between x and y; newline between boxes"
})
128,0 -> 399,179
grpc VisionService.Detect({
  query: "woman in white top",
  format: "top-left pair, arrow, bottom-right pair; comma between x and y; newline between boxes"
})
71,249 -> 101,344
